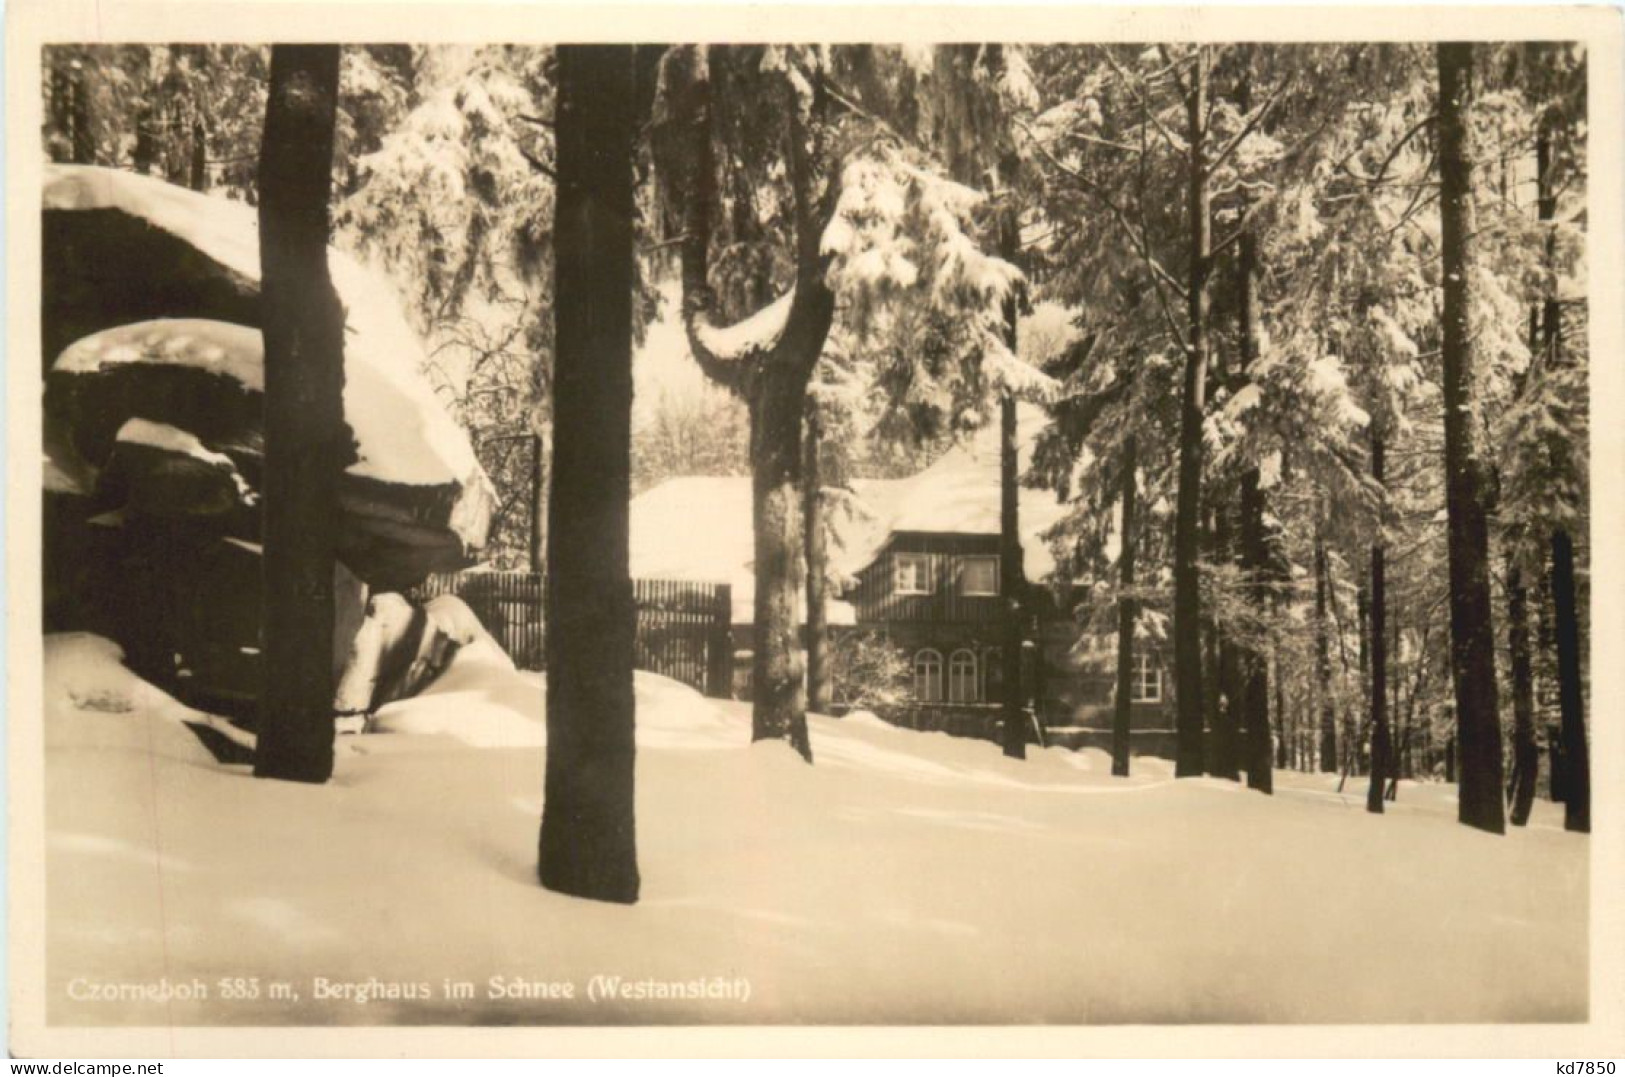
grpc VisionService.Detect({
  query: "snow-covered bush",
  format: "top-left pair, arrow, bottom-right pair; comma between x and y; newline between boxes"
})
829,629 -> 911,711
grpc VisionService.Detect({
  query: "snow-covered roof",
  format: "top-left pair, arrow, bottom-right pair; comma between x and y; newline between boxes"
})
831,403 -> 1068,580
629,405 -> 1071,621
627,476 -> 859,626
44,165 -> 482,490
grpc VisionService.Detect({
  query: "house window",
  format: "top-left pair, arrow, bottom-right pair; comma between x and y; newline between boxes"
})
1131,653 -> 1163,703
982,647 -> 1003,702
914,649 -> 943,702
895,553 -> 931,595
960,556 -> 999,596
948,649 -> 979,703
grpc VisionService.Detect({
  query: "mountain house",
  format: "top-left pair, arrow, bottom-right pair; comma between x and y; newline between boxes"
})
628,406 -> 1176,752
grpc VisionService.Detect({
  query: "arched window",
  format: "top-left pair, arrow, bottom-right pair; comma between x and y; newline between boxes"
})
914,649 -> 943,703
949,649 -> 979,703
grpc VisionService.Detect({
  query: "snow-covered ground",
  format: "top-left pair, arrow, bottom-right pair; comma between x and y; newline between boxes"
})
42,632 -> 1586,1027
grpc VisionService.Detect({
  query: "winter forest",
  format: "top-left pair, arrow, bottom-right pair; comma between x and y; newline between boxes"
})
34,39 -> 1592,1028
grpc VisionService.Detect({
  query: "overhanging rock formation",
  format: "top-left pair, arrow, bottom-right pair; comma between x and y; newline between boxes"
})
43,165 -> 496,591
43,166 -> 498,715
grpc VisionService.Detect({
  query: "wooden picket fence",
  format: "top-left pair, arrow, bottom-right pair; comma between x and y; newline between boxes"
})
409,570 -> 733,697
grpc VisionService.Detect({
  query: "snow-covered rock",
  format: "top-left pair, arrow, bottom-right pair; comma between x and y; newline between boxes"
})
42,165 -> 496,589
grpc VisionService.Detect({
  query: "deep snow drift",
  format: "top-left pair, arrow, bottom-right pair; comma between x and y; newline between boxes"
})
43,632 -> 1586,1026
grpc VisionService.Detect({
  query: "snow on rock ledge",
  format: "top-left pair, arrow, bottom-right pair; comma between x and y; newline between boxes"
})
43,165 -> 481,488
43,166 -> 497,587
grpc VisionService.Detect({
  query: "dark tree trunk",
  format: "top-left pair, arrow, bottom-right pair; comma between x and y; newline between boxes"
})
134,106 -> 157,174
1236,212 -> 1272,792
1272,646 -> 1288,771
1437,42 -> 1505,834
539,44 -> 641,903
1535,119 -> 1590,835
804,405 -> 831,715
1241,469 -> 1273,792
998,205 -> 1027,761
190,118 -> 209,192
751,376 -> 814,761
1112,437 -> 1138,777
1506,557 -> 1539,826
655,47 -> 834,763
1172,47 -> 1211,778
254,46 -> 346,785
1504,128 -> 1547,829
529,431 -> 546,575
1367,429 -> 1391,814
1314,532 -> 1338,773
48,61 -> 74,163
1208,502 -> 1240,781
68,61 -> 96,164
1000,392 -> 1027,760
1550,531 -> 1588,832
1390,610 -> 1404,794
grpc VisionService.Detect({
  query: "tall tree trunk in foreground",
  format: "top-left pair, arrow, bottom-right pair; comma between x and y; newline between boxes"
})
1533,119 -> 1590,835
255,46 -> 346,785
1241,470 -> 1273,793
1208,503 -> 1240,781
804,405 -> 831,715
999,209 -> 1027,761
1172,46 -> 1212,778
1314,531 -> 1338,773
1506,555 -> 1539,826
1437,42 -> 1505,834
1550,530 -> 1588,833
1237,208 -> 1272,792
653,47 -> 832,762
1112,437 -> 1138,777
1000,392 -> 1027,759
1367,429 -> 1391,814
752,373 -> 815,760
539,44 -> 641,903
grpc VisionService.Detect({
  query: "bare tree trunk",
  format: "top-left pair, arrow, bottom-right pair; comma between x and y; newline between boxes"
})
529,431 -> 546,575
653,47 -> 834,763
539,44 -> 641,903
1112,437 -> 1137,777
1551,530 -> 1587,831
804,404 -> 831,715
1208,502 -> 1240,781
1237,206 -> 1273,793
68,61 -> 96,164
1314,531 -> 1338,773
1241,469 -> 1272,793
1367,429 -> 1391,814
1534,117 -> 1590,835
1173,46 -> 1211,778
1272,645 -> 1287,771
752,378 -> 813,760
1000,392 -> 1026,760
1437,42 -> 1505,834
1389,609 -> 1403,796
1506,556 -> 1539,825
255,45 -> 345,785
998,203 -> 1028,761
190,117 -> 209,192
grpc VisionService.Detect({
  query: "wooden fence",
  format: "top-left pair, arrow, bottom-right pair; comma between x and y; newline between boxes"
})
408,571 -> 732,697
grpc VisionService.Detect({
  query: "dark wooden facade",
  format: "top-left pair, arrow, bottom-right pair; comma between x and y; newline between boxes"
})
840,531 -> 1175,734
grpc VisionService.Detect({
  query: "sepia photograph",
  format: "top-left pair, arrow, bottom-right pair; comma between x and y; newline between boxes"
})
6,1 -> 1623,1059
